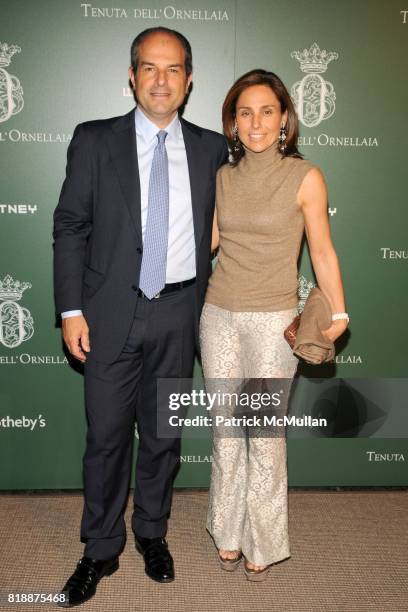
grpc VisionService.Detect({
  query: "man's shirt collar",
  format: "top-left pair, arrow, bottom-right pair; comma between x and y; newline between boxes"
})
135,105 -> 182,144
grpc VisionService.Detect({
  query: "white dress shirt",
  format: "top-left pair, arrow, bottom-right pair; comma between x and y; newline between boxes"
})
62,106 -> 195,318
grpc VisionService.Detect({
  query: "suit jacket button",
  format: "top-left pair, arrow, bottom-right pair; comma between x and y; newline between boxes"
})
137,247 -> 142,254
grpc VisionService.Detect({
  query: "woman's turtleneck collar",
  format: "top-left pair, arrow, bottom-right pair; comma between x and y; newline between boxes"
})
239,139 -> 284,172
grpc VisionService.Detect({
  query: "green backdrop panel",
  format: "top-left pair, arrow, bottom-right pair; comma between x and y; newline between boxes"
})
1,0 -> 407,488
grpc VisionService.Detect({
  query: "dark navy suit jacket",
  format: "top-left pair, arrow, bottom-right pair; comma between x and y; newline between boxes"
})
53,109 -> 228,363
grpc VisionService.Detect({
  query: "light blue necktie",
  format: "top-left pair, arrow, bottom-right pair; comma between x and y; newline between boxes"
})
138,130 -> 169,299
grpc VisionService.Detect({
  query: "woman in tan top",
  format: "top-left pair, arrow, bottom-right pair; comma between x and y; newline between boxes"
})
200,69 -> 348,581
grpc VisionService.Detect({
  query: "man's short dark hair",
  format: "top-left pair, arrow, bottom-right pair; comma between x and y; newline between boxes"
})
130,27 -> 193,76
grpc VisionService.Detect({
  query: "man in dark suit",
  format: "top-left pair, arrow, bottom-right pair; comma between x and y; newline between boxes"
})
53,27 -> 227,607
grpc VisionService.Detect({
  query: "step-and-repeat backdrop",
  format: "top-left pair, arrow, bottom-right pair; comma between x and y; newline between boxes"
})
1,0 -> 407,488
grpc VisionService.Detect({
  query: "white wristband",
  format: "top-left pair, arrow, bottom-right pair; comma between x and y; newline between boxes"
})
332,312 -> 349,322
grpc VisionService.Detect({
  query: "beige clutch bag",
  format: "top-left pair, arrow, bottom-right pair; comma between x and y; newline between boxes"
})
284,288 -> 335,365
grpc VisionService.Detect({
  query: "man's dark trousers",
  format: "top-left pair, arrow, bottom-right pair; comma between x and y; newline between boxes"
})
81,284 -> 196,560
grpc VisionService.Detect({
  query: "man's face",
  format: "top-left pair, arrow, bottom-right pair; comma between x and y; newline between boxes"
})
129,32 -> 192,128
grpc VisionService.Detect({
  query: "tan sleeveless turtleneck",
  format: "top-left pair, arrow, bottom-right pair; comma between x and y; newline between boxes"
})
205,141 -> 315,312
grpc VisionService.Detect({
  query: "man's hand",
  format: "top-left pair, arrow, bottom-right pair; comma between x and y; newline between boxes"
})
62,315 -> 90,362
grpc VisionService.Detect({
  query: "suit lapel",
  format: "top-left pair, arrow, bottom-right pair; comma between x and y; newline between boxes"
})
107,113 -> 206,251
181,119 -> 205,254
107,109 -> 142,242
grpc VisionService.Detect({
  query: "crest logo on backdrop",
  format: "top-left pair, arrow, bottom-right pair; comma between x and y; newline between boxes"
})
291,43 -> 338,128
0,42 -> 24,124
0,275 -> 34,348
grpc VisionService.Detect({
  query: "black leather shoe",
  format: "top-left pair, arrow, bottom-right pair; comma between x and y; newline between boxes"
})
58,556 -> 119,607
135,536 -> 175,583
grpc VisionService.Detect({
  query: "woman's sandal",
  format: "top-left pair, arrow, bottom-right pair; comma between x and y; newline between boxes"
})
218,550 -> 243,572
244,560 -> 271,582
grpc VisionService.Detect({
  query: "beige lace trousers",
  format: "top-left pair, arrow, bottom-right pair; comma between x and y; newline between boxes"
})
199,302 -> 298,566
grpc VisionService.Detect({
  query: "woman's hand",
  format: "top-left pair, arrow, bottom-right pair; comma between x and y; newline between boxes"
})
321,319 -> 348,343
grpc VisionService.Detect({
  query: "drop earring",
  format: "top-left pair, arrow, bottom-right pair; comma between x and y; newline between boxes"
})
233,122 -> 242,154
278,123 -> 287,153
